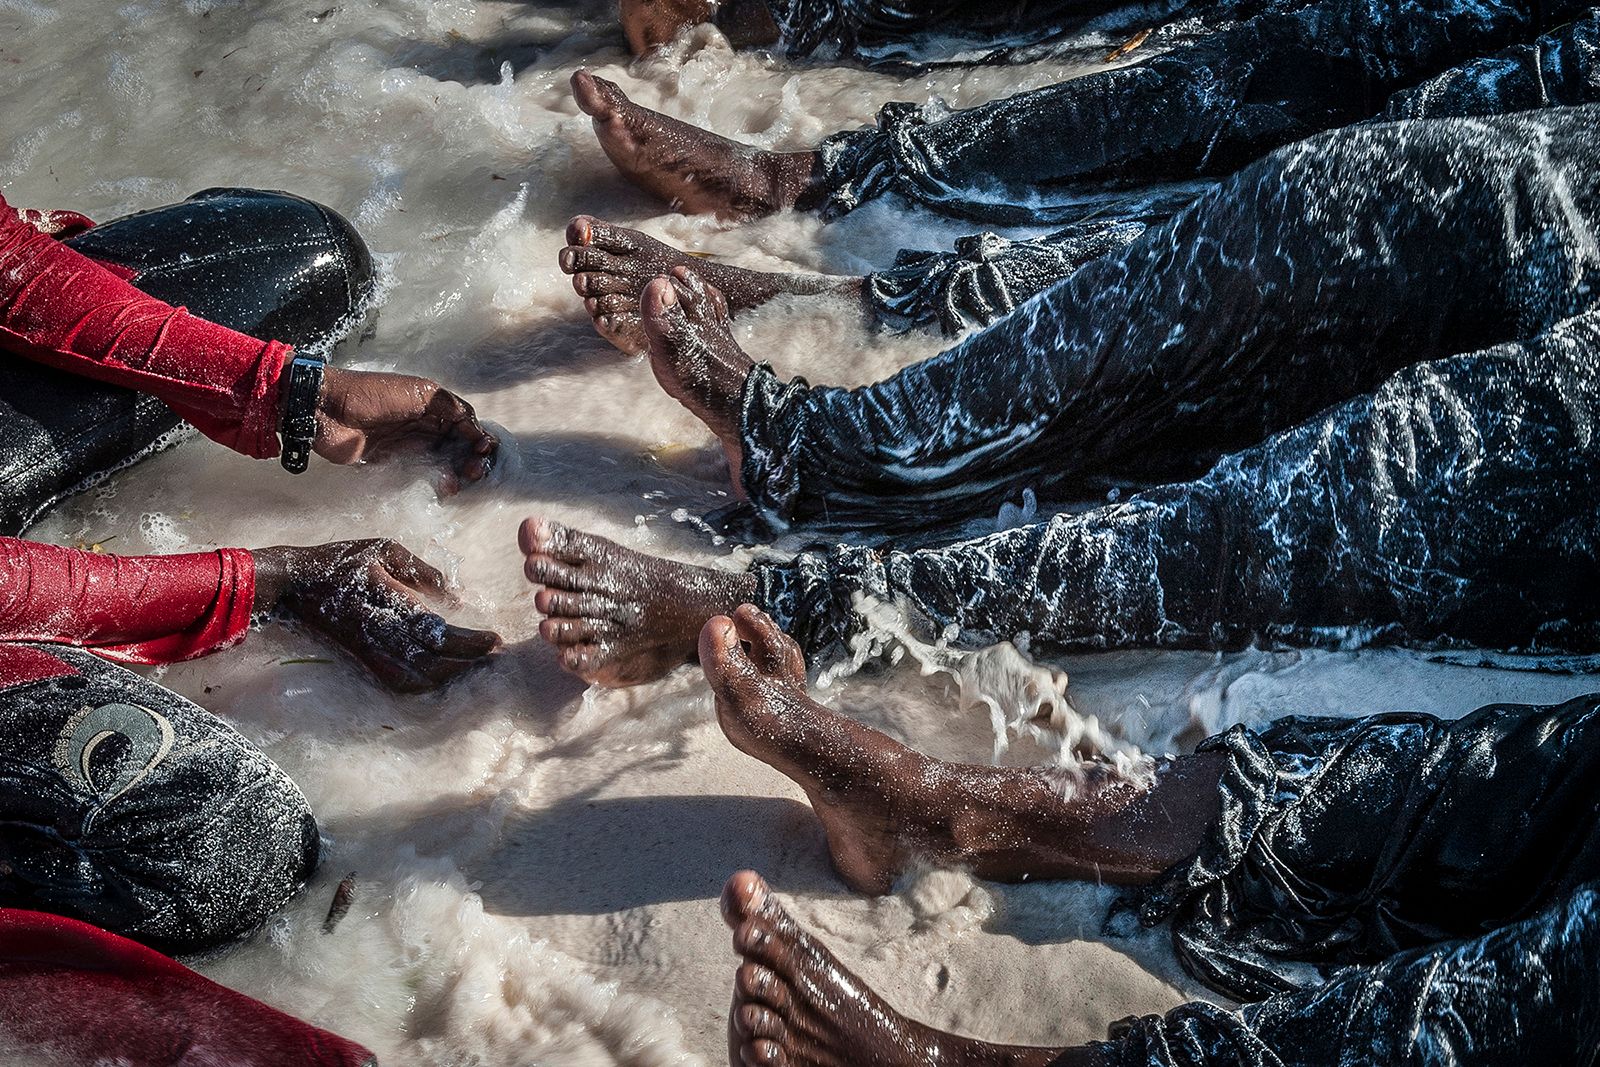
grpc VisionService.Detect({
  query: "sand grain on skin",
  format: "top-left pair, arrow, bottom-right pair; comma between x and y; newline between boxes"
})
5,3 -> 1597,1063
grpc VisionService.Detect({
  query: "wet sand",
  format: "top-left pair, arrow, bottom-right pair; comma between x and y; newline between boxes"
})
6,1 -> 1598,1062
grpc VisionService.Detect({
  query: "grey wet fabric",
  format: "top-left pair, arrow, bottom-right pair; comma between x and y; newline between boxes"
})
1098,881 -> 1600,1065
1122,698 -> 1600,1002
752,299 -> 1600,659
0,647 -> 320,954
1382,5 -> 1600,119
856,8 -> 1600,332
803,0 -> 1597,223
734,107 -> 1600,540
1089,698 -> 1600,1065
863,203 -> 1173,335
0,188 -> 376,537
757,0 -> 1219,64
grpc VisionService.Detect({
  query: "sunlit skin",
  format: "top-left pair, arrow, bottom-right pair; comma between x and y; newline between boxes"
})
561,214 -> 864,355
519,518 -> 757,687
310,367 -> 499,494
723,872 -> 1110,1067
700,606 -> 1227,893
704,608 -> 1229,1067
572,71 -> 816,221
568,257 -> 754,494
254,540 -> 501,692
641,268 -> 755,485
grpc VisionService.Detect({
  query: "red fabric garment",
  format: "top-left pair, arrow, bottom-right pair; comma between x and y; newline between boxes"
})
8,205 -> 96,239
0,537 -> 255,688
0,190 -> 289,458
0,909 -> 377,1066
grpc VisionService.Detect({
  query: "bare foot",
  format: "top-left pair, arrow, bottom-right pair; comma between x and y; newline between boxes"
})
639,267 -> 753,491
520,518 -> 758,687
571,71 -> 816,220
722,871 -> 1075,1067
562,215 -> 867,356
700,606 -> 1225,893
563,215 -> 784,311
702,606 -> 928,894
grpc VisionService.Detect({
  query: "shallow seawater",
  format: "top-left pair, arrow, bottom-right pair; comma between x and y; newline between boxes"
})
6,2 -> 1600,1063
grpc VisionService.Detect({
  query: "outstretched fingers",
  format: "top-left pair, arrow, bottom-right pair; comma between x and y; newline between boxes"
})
370,571 -> 500,680
379,540 -> 453,601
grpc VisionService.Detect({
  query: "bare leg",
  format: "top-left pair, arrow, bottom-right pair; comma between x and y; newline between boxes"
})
520,518 -> 758,687
723,871 -> 1109,1067
572,71 -> 817,220
702,605 -> 1225,893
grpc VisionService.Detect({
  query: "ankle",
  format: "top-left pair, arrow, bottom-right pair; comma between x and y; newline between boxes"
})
721,570 -> 760,610
701,357 -> 755,444
763,151 -> 819,213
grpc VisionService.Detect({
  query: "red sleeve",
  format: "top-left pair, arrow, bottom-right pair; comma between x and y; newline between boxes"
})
0,191 -> 289,459
0,537 -> 256,665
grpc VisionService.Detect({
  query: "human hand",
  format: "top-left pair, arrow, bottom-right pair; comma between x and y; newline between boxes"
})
254,540 -> 501,692
313,367 -> 498,493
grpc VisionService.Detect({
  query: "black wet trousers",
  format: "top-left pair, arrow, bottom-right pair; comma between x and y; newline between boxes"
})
752,115 -> 1600,658
1102,883 -> 1600,1064
758,0 -> 1195,63
738,105 -> 1600,542
1092,696 -> 1600,1064
846,6 -> 1600,331
0,188 -> 375,536
0,647 -> 319,955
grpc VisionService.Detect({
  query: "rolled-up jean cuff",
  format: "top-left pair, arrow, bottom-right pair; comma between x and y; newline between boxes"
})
751,544 -> 886,657
798,102 -> 931,220
761,0 -> 846,59
737,362 -> 812,531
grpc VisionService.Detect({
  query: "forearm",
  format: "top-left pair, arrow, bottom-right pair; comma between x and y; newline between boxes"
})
0,197 -> 289,458
0,538 -> 255,662
249,545 -> 292,613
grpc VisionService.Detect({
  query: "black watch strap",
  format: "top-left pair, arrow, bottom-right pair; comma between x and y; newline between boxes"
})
279,355 -> 325,474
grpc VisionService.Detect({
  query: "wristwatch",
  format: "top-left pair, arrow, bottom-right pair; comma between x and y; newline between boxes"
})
279,355 -> 326,474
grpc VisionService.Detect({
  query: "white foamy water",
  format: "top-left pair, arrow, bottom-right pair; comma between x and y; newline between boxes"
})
7,2 -> 1600,1063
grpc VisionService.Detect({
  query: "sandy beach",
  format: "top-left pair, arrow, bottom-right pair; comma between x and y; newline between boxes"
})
5,1 -> 1599,1062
